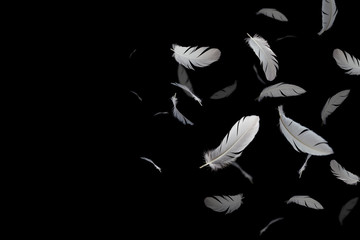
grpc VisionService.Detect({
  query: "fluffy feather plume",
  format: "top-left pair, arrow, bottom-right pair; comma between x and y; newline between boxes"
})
171,44 -> 221,70
204,194 -> 244,214
321,89 -> 350,125
318,0 -> 338,35
200,116 -> 260,170
333,49 -> 360,75
256,8 -> 288,21
245,34 -> 278,81
278,105 -> 334,156
330,160 -> 359,185
286,195 -> 324,209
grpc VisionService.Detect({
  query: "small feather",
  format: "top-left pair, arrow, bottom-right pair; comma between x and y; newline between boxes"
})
330,160 -> 359,185
256,8 -> 288,22
286,195 -> 324,210
140,157 -> 161,172
339,197 -> 359,225
204,194 -> 244,214
210,80 -> 237,99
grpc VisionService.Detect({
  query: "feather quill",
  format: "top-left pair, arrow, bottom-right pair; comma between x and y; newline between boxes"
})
339,197 -> 359,225
171,82 -> 202,106
256,82 -> 306,101
200,115 -> 260,170
246,34 -> 278,81
318,0 -> 338,35
321,89 -> 350,125
330,160 -> 359,185
171,44 -> 221,70
256,8 -> 288,22
210,80 -> 237,99
278,105 -> 334,156
204,194 -> 244,214
170,93 -> 194,125
333,49 -> 360,75
259,217 -> 284,236
286,195 -> 324,209
140,157 -> 161,172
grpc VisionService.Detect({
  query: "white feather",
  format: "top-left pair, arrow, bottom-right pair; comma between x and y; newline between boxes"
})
321,89 -> 350,125
171,82 -> 202,106
245,34 -> 278,81
339,197 -> 359,225
259,217 -> 284,236
204,194 -> 244,214
200,116 -> 260,170
140,157 -> 161,172
257,82 -> 306,101
333,49 -> 360,75
231,162 -> 253,184
278,105 -> 334,156
171,44 -> 221,70
256,8 -> 288,22
286,195 -> 324,210
330,160 -> 359,185
318,0 -> 338,35
170,93 -> 194,125
298,154 -> 312,178
210,80 -> 238,99
177,64 -> 194,97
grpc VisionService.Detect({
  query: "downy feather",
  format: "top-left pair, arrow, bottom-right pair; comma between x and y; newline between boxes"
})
330,160 -> 359,185
278,105 -> 334,156
204,194 -> 244,214
318,0 -> 338,35
200,115 -> 260,170
256,8 -> 288,22
170,93 -> 194,125
339,197 -> 359,225
321,89 -> 350,125
333,49 -> 360,75
286,195 -> 324,209
171,44 -> 221,70
245,34 -> 278,81
210,80 -> 237,99
257,82 -> 306,101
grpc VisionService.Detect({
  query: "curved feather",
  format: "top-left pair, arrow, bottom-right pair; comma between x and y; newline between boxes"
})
256,8 -> 288,22
259,217 -> 284,236
170,93 -> 194,125
330,160 -> 359,185
286,195 -> 324,209
210,80 -> 237,99
204,194 -> 244,214
200,115 -> 260,170
177,64 -> 194,97
339,197 -> 359,225
333,49 -> 360,75
321,89 -> 350,125
278,105 -> 333,156
257,82 -> 306,101
246,34 -> 278,81
318,0 -> 338,35
171,44 -> 221,70
171,82 -> 202,106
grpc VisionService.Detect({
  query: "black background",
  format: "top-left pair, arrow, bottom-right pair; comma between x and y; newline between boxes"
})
70,0 -> 360,238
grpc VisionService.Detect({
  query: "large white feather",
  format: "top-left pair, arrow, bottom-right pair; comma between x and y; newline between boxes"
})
330,160 -> 359,185
171,44 -> 221,70
333,49 -> 360,75
321,89 -> 350,125
318,0 -> 338,35
256,8 -> 288,22
286,195 -> 324,210
170,93 -> 194,125
278,105 -> 334,156
339,197 -> 359,225
257,82 -> 306,101
245,34 -> 278,81
200,116 -> 260,170
204,194 -> 244,214
210,80 -> 237,99
171,82 -> 202,106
